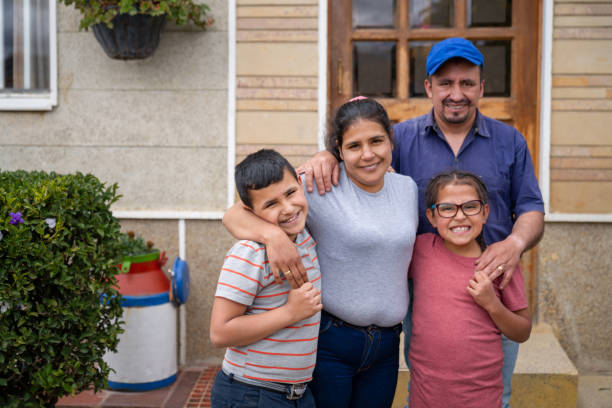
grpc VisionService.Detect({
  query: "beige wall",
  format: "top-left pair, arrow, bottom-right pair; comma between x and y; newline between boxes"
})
0,0 -> 229,212
550,1 -> 612,213
235,0 -> 319,167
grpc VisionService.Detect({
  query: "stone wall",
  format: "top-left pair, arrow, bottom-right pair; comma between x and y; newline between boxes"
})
537,223 -> 612,374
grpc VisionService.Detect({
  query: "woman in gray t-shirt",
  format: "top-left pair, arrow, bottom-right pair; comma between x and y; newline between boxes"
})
223,98 -> 418,408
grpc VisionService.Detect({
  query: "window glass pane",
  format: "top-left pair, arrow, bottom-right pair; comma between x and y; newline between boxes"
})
353,41 -> 396,98
353,0 -> 396,28
476,40 -> 510,96
468,0 -> 512,27
409,41 -> 433,97
410,0 -> 453,28
1,0 -> 50,93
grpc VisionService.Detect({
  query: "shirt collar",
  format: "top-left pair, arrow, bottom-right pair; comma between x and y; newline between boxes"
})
424,108 -> 490,138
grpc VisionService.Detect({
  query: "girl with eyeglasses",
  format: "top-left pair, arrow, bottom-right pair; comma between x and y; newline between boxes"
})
407,169 -> 532,408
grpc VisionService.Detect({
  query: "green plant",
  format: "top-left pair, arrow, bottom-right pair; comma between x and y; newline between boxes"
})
59,0 -> 214,30
115,230 -> 158,263
0,170 -> 124,407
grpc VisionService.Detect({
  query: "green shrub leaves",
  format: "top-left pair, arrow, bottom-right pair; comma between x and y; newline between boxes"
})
0,171 -> 124,407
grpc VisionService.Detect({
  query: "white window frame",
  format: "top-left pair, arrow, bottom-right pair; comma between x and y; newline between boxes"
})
0,0 -> 57,111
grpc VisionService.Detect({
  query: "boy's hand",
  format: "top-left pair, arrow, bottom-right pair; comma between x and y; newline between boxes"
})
467,270 -> 499,312
285,282 -> 322,322
296,151 -> 340,195
266,228 -> 308,289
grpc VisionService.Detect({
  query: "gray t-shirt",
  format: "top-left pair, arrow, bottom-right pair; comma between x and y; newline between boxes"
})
303,163 -> 418,327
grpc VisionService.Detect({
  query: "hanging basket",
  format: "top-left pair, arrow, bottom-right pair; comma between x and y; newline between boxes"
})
92,13 -> 167,60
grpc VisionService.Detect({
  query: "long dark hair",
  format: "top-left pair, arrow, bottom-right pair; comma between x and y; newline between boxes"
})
326,97 -> 394,161
425,169 -> 489,251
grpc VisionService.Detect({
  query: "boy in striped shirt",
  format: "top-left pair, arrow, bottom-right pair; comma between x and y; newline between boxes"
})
209,149 -> 322,407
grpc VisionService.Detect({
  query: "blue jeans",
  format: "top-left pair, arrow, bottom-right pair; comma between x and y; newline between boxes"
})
310,311 -> 402,408
402,280 -> 519,408
210,370 -> 316,408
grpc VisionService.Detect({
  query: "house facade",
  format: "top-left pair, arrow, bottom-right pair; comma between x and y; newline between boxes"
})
0,0 -> 610,374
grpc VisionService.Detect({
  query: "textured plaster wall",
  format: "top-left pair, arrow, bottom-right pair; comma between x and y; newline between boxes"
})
0,0 -> 228,212
537,223 -> 612,374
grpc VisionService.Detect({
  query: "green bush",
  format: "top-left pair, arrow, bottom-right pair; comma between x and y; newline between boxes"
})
0,171 -> 124,407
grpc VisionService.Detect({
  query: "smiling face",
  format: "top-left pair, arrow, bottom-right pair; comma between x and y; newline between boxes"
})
338,119 -> 393,193
425,59 -> 484,127
426,183 -> 489,257
248,168 -> 308,242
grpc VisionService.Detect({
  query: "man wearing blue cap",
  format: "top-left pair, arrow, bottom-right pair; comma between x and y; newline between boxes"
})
267,37 -> 544,407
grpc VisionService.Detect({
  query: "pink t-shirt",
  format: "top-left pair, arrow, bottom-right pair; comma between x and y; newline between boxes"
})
408,233 -> 527,408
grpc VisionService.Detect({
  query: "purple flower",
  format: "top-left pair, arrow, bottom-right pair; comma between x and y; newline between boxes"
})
9,212 -> 24,225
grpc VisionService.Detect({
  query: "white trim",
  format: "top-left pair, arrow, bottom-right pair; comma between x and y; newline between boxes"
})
546,213 -> 612,223
177,219 -> 186,367
227,0 -> 237,208
49,0 -> 58,107
317,0 -> 328,151
539,0 -> 553,215
178,219 -> 186,259
112,211 -> 224,220
0,97 -> 55,110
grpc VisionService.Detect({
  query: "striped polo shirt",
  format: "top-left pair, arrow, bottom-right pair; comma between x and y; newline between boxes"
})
215,228 -> 321,384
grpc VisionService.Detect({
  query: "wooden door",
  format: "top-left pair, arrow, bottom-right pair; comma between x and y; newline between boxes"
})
328,0 -> 542,309
329,0 -> 541,166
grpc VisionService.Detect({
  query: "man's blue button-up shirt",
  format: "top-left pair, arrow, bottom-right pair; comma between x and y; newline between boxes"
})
391,109 -> 544,245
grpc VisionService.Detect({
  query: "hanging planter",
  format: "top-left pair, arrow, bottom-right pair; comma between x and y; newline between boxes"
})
92,13 -> 167,60
58,0 -> 214,59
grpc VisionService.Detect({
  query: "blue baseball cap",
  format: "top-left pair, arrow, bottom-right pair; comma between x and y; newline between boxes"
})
426,37 -> 484,76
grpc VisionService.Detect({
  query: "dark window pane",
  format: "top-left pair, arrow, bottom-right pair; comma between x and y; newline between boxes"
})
475,40 -> 511,96
410,0 -> 453,28
468,0 -> 512,27
353,0 -> 396,28
353,41 -> 396,98
409,41 -> 434,97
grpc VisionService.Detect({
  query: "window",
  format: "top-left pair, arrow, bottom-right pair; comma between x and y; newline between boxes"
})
1,0 -> 57,110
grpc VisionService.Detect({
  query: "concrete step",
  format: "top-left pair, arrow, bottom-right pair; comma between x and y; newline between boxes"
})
392,324 -> 579,408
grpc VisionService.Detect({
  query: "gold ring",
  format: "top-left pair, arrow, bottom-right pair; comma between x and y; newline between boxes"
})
284,270 -> 292,276
497,265 -> 504,272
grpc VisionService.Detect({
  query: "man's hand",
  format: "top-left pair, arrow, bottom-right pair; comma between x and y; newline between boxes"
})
266,228 -> 309,289
296,151 -> 340,195
284,282 -> 322,322
474,234 -> 524,289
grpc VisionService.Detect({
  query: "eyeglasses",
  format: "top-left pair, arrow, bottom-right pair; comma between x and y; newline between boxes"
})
430,200 -> 486,218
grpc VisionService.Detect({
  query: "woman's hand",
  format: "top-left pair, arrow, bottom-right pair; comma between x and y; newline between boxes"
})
266,228 -> 309,289
296,151 -> 340,195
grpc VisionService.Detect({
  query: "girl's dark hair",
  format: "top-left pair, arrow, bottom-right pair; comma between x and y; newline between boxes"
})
325,97 -> 394,161
425,169 -> 489,251
235,149 -> 297,208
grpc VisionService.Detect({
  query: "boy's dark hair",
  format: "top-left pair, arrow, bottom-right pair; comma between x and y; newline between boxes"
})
425,169 -> 489,251
325,97 -> 394,161
235,149 -> 298,209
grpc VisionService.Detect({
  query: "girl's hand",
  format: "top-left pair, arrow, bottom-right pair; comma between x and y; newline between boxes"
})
284,282 -> 322,322
467,270 -> 499,312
